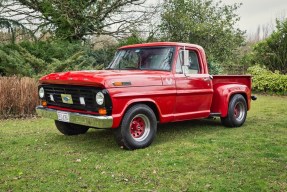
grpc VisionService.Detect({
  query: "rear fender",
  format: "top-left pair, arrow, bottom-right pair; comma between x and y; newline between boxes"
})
211,84 -> 251,117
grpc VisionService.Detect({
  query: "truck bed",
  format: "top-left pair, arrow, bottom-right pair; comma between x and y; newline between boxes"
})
212,75 -> 252,90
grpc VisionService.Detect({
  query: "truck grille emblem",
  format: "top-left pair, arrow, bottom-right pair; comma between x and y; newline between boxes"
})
61,94 -> 73,104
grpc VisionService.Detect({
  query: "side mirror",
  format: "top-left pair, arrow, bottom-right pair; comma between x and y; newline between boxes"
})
183,50 -> 189,66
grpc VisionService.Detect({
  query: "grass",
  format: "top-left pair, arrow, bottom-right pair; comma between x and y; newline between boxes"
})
0,95 -> 286,192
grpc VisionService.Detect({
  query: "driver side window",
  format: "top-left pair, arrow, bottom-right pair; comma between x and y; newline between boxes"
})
176,50 -> 200,74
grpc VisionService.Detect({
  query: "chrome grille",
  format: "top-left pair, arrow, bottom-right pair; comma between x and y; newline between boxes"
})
42,84 -> 100,112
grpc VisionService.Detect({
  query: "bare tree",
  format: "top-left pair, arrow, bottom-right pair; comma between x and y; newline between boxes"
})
0,0 -> 159,41
247,11 -> 287,43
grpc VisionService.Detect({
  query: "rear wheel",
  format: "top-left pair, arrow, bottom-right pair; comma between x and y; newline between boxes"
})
55,121 -> 89,135
114,104 -> 157,150
221,94 -> 247,127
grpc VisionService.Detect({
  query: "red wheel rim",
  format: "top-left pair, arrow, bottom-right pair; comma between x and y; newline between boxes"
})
233,102 -> 245,121
234,104 -> 239,118
130,117 -> 146,138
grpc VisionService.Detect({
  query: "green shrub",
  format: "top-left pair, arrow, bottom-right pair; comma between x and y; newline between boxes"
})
0,41 -> 115,77
0,44 -> 33,76
208,61 -> 223,75
19,40 -> 84,63
248,65 -> 287,95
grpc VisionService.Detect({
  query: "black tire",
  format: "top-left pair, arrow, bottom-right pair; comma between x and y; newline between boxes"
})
55,121 -> 89,135
114,104 -> 157,150
221,94 -> 247,127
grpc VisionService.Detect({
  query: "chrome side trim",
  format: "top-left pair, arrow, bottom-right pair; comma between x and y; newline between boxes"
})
36,106 -> 113,128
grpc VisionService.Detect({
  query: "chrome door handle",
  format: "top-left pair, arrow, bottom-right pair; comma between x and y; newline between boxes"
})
203,75 -> 213,81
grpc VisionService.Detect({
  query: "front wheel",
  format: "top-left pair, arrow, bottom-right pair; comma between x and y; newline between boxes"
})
221,94 -> 247,127
114,104 -> 157,150
55,121 -> 89,135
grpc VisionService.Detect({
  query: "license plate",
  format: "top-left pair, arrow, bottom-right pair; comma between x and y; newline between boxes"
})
57,111 -> 70,122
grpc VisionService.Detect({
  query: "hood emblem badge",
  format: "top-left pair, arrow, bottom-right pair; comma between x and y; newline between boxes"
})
61,94 -> 73,104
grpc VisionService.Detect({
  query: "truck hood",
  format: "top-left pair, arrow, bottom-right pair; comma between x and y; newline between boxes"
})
39,70 -> 171,88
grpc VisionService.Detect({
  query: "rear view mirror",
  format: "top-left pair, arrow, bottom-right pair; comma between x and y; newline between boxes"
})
183,50 -> 189,66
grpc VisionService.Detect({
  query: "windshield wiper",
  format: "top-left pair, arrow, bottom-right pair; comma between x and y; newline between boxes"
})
122,67 -> 139,70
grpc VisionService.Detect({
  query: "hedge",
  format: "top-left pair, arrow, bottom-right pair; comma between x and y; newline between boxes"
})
248,65 -> 287,95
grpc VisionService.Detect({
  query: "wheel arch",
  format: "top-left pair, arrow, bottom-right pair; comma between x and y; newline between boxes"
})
112,99 -> 161,128
211,84 -> 251,117
124,101 -> 160,122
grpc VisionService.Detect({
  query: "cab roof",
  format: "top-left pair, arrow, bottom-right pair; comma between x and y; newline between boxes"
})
119,42 -> 204,50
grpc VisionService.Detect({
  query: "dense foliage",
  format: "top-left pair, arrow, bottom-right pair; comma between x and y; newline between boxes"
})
160,0 -> 245,65
248,65 -> 287,95
0,41 -> 115,77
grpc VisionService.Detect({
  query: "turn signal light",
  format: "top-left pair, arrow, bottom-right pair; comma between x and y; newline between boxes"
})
41,100 -> 47,107
98,108 -> 107,115
113,81 -> 131,86
113,82 -> 123,86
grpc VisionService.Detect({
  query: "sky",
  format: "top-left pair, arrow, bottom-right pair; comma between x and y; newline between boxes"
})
220,0 -> 287,34
151,0 -> 287,35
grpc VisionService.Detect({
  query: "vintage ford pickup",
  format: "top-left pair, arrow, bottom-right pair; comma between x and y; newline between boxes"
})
36,42 -> 255,149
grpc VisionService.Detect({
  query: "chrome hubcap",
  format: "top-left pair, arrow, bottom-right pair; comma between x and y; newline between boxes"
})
234,102 -> 245,121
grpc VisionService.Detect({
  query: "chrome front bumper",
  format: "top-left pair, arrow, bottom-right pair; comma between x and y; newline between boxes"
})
36,106 -> 113,128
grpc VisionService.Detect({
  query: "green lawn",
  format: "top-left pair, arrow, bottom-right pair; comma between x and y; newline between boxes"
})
0,95 -> 286,192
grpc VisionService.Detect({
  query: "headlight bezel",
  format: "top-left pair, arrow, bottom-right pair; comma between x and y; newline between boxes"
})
96,91 -> 105,105
39,87 -> 45,99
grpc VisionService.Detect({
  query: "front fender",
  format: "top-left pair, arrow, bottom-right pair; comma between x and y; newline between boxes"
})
211,84 -> 251,117
111,98 -> 163,128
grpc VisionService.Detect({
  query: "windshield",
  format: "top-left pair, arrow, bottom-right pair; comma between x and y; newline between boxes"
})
107,47 -> 174,71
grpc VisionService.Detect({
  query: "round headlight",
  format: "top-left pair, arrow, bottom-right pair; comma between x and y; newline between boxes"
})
39,87 -> 45,99
96,92 -> 105,105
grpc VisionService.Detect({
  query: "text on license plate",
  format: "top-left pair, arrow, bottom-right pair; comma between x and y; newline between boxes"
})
57,111 -> 70,122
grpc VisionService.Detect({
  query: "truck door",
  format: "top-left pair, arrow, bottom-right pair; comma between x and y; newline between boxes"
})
174,48 -> 213,121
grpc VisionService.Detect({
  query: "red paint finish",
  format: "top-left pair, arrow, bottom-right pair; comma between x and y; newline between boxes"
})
38,42 -> 253,128
109,84 -> 176,128
174,73 -> 213,121
210,75 -> 252,117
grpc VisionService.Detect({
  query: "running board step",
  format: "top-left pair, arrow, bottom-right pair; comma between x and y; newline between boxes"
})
209,113 -> 221,117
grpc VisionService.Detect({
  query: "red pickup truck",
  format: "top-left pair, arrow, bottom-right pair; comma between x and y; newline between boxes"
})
36,42 -> 255,149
